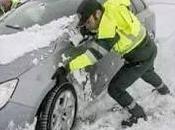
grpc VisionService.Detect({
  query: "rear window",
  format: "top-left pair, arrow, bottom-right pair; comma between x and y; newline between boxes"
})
130,0 -> 146,14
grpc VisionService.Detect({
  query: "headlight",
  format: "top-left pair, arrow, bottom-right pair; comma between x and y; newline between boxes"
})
0,79 -> 18,109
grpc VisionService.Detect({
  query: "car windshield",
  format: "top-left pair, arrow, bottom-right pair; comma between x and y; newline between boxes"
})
2,1 -> 46,29
0,0 -> 79,35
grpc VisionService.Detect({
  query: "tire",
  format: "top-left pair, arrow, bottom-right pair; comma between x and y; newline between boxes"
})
36,83 -> 77,130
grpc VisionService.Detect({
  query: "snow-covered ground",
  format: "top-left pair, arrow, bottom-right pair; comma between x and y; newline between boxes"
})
1,0 -> 175,130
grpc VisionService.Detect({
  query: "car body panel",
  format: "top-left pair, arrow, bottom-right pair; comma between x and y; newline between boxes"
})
131,0 -> 146,13
10,38 -> 68,108
0,43 -> 56,83
0,102 -> 34,130
137,7 -> 156,36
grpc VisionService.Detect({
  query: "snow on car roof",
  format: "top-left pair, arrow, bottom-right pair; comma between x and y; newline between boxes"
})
0,15 -> 76,65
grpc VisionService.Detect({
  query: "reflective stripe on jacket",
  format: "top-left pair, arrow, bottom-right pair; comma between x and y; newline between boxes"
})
69,50 -> 97,71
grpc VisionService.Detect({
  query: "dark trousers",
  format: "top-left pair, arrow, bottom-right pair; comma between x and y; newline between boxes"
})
108,34 -> 163,107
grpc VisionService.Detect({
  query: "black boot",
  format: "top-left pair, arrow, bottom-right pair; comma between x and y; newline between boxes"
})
122,103 -> 147,127
154,83 -> 170,95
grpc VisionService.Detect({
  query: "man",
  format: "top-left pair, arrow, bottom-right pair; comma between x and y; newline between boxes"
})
56,0 -> 170,127
0,0 -> 20,15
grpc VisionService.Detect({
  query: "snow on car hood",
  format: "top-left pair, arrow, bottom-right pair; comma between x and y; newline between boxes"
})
0,15 -> 76,65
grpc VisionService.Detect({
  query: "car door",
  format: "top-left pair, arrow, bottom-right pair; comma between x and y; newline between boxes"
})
130,0 -> 146,14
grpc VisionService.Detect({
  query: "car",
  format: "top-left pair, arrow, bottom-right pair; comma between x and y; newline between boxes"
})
0,0 -> 155,129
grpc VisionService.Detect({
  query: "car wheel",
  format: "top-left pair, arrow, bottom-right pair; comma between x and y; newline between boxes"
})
36,83 -> 77,130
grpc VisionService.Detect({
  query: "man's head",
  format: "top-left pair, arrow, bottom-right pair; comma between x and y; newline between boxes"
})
77,0 -> 104,31
0,0 -> 12,13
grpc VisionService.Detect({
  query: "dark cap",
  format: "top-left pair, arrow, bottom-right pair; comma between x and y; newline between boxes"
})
77,0 -> 103,26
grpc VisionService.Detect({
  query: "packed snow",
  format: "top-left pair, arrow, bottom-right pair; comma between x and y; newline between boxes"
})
1,0 -> 175,130
0,15 -> 76,64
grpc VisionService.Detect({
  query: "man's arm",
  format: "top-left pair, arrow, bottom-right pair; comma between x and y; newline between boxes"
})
52,33 -> 119,83
67,33 -> 119,72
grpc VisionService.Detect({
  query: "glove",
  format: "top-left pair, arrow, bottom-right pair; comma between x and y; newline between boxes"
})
51,66 -> 69,84
80,26 -> 97,36
68,27 -> 83,47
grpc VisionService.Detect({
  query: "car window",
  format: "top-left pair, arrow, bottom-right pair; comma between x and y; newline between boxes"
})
39,0 -> 78,24
1,1 -> 46,28
130,0 -> 146,13
0,0 -> 82,29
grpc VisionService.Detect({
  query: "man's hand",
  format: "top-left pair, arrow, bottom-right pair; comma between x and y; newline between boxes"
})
68,27 -> 83,47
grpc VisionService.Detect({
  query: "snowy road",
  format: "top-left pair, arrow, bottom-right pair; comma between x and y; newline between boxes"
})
72,2 -> 175,130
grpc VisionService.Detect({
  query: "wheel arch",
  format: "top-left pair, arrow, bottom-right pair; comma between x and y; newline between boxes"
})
35,79 -> 77,117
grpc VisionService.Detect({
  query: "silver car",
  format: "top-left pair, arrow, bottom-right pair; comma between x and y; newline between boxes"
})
0,0 -> 155,129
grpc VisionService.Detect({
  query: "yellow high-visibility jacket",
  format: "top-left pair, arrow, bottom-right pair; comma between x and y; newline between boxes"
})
68,0 -> 146,72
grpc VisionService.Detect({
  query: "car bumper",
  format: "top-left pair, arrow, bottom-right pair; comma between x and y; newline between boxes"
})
0,101 -> 35,130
